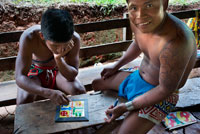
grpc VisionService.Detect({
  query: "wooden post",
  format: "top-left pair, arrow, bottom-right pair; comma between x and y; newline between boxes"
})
123,13 -> 132,41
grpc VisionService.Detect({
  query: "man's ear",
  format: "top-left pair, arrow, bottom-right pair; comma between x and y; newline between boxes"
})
163,0 -> 169,11
39,32 -> 45,40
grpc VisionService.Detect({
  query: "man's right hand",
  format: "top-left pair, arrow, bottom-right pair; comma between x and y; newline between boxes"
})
104,103 -> 127,123
101,67 -> 118,80
47,90 -> 71,105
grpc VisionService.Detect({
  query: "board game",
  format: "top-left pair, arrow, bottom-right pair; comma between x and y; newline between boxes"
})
55,99 -> 89,122
162,111 -> 197,130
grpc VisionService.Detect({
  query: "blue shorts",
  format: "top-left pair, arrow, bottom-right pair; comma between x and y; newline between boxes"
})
118,69 -> 179,124
118,70 -> 155,101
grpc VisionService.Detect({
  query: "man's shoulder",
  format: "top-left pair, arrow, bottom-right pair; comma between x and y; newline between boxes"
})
73,31 -> 80,41
72,31 -> 81,47
164,14 -> 195,46
20,25 -> 41,43
168,13 -> 193,35
22,25 -> 41,38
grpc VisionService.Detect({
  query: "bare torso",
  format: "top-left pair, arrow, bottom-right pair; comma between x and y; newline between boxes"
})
24,25 -> 56,67
136,13 -> 196,88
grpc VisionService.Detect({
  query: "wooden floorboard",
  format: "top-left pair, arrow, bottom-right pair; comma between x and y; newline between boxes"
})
185,122 -> 200,134
0,57 -> 142,106
147,123 -> 184,134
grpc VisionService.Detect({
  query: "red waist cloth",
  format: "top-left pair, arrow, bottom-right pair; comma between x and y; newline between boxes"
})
28,64 -> 57,89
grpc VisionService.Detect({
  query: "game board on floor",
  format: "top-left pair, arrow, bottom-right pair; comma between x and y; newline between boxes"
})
55,99 -> 89,122
162,111 -> 197,130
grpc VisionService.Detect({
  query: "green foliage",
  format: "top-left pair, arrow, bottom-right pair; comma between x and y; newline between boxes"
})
12,0 -> 52,4
70,0 -> 126,5
12,0 -> 127,5
100,5 -> 115,16
11,0 -> 200,6
11,0 -> 127,5
0,70 -> 15,82
169,0 -> 200,5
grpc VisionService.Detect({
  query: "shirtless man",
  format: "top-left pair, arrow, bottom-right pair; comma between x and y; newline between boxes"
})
92,0 -> 197,133
15,9 -> 86,106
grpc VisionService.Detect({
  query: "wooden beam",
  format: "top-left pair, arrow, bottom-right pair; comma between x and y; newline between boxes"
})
0,99 -> 16,107
0,31 -> 23,44
123,13 -> 132,41
75,18 -> 130,33
0,56 -> 16,71
79,40 -> 132,58
0,19 -> 130,44
0,44 -> 199,71
171,9 -> 197,19
0,41 -> 132,71
1,9 -> 199,44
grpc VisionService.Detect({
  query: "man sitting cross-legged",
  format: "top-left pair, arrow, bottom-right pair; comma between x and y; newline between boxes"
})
92,0 -> 197,134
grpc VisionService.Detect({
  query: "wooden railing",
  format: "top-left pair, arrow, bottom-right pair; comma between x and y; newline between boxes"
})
1,9 -> 200,71
0,9 -> 200,107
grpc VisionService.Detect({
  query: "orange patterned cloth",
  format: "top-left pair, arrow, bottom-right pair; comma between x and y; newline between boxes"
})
139,91 -> 179,124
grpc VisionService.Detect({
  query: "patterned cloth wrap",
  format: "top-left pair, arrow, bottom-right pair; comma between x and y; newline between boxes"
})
119,68 -> 179,124
28,64 -> 57,89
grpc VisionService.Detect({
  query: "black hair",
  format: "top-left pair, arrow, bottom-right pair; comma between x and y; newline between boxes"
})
41,9 -> 74,43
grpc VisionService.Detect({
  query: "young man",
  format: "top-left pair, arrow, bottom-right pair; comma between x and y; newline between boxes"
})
92,0 -> 197,133
15,9 -> 86,106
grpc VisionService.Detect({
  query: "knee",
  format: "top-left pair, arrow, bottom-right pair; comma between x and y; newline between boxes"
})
92,78 -> 103,91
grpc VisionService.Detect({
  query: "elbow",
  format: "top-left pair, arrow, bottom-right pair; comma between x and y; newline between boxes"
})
15,72 -> 28,88
15,75 -> 23,88
15,73 -> 20,85
67,76 -> 76,82
66,70 -> 78,82
158,85 -> 176,98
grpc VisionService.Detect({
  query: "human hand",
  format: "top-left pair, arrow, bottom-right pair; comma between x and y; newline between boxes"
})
104,103 -> 127,123
48,90 -> 71,105
101,67 -> 118,80
53,42 -> 74,59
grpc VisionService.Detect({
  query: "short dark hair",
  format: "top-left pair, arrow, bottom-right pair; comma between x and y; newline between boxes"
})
41,9 -> 74,43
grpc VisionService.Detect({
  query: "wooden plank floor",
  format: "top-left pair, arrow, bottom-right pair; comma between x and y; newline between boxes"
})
14,91 -> 127,134
148,112 -> 200,134
3,55 -> 200,133
93,112 -> 200,134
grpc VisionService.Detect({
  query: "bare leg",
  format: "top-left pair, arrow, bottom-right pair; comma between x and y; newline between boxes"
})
56,71 -> 86,95
92,71 -> 131,91
0,126 -> 10,134
16,77 -> 43,105
117,111 -> 155,134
